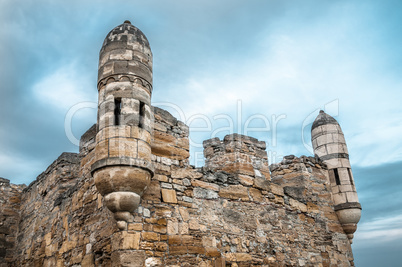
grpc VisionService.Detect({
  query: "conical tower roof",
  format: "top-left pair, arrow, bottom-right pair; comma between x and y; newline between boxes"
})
311,110 -> 339,130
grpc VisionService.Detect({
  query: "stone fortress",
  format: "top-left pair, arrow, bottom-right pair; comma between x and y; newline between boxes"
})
0,21 -> 361,266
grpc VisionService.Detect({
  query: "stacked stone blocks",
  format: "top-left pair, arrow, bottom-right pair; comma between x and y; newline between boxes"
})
92,21 -> 155,232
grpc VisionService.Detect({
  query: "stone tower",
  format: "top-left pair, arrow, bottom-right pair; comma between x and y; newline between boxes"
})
311,110 -> 361,243
91,20 -> 154,230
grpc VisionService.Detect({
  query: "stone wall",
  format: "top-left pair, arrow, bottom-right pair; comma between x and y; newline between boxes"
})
0,108 -> 356,266
0,178 -> 24,267
203,134 -> 270,180
151,107 -> 190,161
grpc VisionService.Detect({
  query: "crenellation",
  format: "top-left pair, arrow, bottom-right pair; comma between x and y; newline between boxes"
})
203,134 -> 270,183
151,107 -> 190,162
79,124 -> 97,156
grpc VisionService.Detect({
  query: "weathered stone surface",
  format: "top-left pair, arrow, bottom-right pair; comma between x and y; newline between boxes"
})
284,186 -> 307,202
111,250 -> 146,267
191,180 -> 220,191
249,188 -> 264,202
161,189 -> 178,203
94,166 -> 151,196
142,180 -> 161,202
112,232 -> 141,250
219,185 -> 249,201
254,176 -> 270,191
0,177 -> 24,266
1,134 -> 357,267
225,252 -> 253,262
238,174 -> 254,186
0,136 -> 357,267
171,168 -> 202,179
193,188 -> 219,199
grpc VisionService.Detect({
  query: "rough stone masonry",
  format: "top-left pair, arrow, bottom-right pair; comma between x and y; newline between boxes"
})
0,21 -> 361,267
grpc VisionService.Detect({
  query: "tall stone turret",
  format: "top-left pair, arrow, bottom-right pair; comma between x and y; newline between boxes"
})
311,110 -> 361,243
91,20 -> 154,230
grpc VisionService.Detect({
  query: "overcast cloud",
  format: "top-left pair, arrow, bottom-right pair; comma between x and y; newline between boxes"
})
1,0 -> 401,265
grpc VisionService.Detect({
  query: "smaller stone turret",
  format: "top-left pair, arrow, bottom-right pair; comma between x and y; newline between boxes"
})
311,110 -> 361,243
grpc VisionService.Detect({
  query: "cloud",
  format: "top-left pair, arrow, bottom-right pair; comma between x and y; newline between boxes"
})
355,214 -> 402,244
0,152 -> 43,185
149,0 -> 402,169
352,161 -> 402,224
353,235 -> 402,267
350,160 -> 402,267
353,213 -> 402,266
32,63 -> 94,110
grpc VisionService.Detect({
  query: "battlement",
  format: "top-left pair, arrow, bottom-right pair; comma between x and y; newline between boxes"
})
203,134 -> 270,180
203,134 -> 267,157
151,107 -> 190,161
79,106 -> 190,165
270,155 -> 327,184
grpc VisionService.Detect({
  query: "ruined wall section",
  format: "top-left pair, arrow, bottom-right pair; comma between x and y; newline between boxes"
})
113,131 -> 355,266
203,134 -> 270,182
13,153 -> 85,266
151,106 -> 190,162
270,155 -> 355,265
0,178 -> 25,266
11,134 -> 120,266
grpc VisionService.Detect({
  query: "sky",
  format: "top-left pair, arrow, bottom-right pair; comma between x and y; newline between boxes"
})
1,0 -> 401,265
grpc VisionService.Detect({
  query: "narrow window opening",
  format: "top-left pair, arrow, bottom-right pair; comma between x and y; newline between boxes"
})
139,101 -> 145,128
348,168 -> 354,185
334,168 -> 341,185
114,98 -> 121,126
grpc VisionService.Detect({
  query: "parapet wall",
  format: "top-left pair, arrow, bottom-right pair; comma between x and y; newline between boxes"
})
0,108 -> 355,266
151,107 -> 190,161
203,134 -> 270,181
